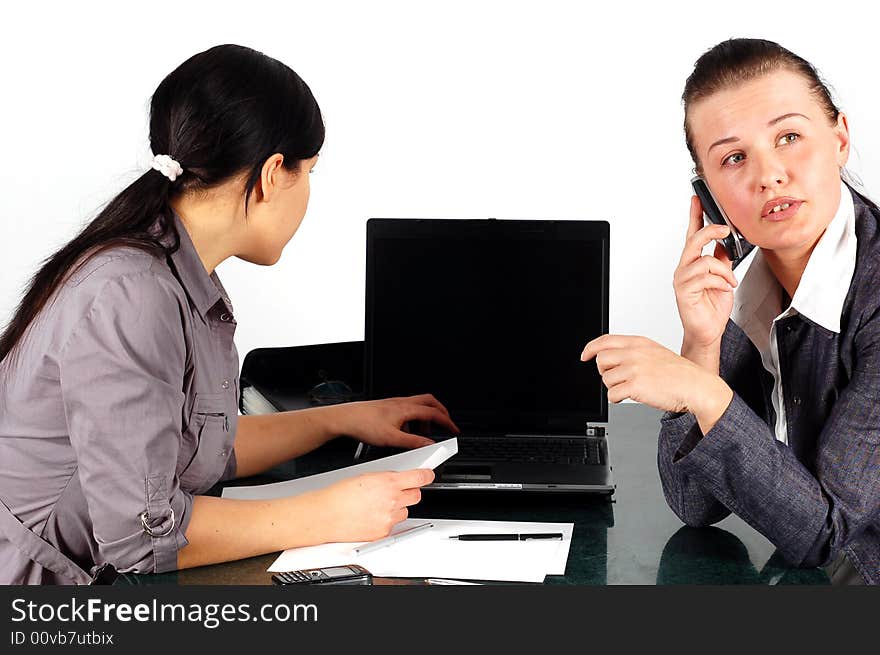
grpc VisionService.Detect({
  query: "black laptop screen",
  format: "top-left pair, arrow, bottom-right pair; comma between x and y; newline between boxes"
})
366,220 -> 609,433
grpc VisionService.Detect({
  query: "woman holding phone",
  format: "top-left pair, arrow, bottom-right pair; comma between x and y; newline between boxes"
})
0,44 -> 457,584
581,38 -> 878,584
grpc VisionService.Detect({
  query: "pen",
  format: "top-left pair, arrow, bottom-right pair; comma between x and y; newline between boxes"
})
353,522 -> 434,555
448,533 -> 564,541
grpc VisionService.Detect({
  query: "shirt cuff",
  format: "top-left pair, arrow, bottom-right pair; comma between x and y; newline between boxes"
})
152,487 -> 193,574
659,410 -> 704,462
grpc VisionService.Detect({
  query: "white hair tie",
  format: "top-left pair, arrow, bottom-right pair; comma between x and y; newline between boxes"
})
151,154 -> 184,182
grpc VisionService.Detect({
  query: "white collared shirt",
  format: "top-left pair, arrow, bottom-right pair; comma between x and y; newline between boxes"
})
730,181 -> 857,444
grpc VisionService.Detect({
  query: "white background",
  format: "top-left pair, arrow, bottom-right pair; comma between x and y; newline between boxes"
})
2,0 -> 879,360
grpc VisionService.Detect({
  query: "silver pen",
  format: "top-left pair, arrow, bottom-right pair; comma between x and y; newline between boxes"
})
353,522 -> 434,556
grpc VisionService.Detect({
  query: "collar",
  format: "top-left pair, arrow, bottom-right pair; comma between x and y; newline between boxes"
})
732,180 -> 857,335
167,213 -> 231,321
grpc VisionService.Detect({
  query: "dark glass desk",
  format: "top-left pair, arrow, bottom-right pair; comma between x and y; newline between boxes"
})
122,403 -> 827,585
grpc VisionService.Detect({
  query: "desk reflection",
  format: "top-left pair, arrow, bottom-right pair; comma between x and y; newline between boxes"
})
656,526 -> 829,585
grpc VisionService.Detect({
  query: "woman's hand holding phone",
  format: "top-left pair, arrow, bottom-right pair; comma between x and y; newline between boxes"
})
674,196 -> 739,371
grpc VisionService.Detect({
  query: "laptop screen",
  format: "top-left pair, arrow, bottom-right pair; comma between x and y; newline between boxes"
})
365,219 -> 609,433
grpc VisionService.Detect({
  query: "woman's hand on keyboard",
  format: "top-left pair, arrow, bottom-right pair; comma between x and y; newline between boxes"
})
328,393 -> 460,449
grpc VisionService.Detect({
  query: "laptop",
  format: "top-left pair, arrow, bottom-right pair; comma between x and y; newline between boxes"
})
361,218 -> 614,494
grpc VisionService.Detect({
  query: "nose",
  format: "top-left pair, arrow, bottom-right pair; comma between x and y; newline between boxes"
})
752,149 -> 788,192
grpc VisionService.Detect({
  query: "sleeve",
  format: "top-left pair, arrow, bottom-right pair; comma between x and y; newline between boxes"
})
660,314 -> 880,568
656,319 -> 766,528
657,410 -> 732,527
220,449 -> 238,482
59,271 -> 193,574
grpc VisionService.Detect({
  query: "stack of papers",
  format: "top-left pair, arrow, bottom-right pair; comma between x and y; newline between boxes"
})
222,440 -> 573,582
269,518 -> 573,583
222,439 -> 458,501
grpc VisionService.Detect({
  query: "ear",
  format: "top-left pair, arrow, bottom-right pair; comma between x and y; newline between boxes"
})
834,112 -> 851,168
253,153 -> 286,204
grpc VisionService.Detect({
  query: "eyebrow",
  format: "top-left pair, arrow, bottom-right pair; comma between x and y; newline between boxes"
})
706,113 -> 811,155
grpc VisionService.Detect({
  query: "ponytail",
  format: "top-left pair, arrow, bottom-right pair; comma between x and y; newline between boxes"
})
0,170 -> 178,363
0,43 -> 324,364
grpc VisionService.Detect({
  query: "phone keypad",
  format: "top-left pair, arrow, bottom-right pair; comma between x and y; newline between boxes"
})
272,565 -> 370,585
275,570 -> 312,584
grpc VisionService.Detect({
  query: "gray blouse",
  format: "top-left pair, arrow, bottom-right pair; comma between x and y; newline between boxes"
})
0,216 -> 239,584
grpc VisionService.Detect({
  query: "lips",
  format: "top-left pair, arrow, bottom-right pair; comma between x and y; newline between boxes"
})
761,197 -> 803,219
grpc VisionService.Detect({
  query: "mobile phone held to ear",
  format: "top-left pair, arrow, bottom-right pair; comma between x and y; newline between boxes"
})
271,564 -> 373,586
691,176 -> 755,269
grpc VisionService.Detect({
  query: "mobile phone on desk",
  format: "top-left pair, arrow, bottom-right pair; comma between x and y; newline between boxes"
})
271,564 -> 372,586
691,176 -> 754,269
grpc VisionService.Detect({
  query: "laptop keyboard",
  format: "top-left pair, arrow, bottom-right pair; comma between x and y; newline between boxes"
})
457,436 -> 606,466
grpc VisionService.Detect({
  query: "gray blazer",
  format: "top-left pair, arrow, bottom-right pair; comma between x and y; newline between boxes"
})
658,187 -> 880,584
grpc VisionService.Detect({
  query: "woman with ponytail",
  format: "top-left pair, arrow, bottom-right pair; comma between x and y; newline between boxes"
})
0,44 -> 456,584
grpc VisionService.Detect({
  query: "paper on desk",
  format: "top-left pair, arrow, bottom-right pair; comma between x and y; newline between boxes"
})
268,518 -> 574,583
221,439 -> 458,501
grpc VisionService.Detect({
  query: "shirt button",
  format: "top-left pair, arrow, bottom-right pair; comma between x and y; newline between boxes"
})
793,396 -> 802,406
222,379 -> 230,390
220,449 -> 228,457
220,313 -> 232,322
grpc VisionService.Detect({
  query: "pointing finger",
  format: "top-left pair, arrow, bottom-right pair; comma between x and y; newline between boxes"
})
581,335 -> 646,361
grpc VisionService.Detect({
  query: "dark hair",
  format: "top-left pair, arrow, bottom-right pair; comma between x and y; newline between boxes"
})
0,44 -> 324,363
682,38 -> 839,171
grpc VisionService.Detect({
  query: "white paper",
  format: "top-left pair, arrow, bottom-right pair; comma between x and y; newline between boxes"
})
221,439 -> 458,501
240,386 -> 279,415
268,518 -> 574,583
